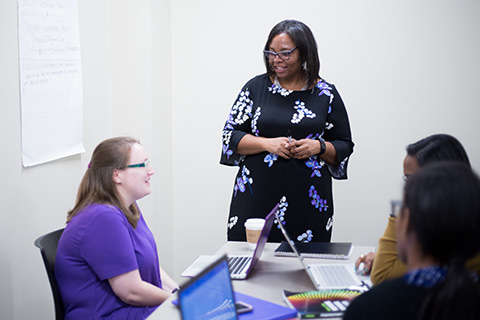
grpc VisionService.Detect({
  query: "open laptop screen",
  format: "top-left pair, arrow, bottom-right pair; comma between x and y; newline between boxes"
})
179,255 -> 238,320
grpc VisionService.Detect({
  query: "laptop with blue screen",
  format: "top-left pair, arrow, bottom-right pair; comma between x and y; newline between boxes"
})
179,255 -> 238,320
177,254 -> 298,320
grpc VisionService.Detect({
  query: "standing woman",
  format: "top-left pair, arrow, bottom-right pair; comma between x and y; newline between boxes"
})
221,20 -> 354,242
55,137 -> 178,319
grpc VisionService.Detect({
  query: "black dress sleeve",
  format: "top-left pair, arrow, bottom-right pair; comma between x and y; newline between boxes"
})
322,84 -> 354,179
220,81 -> 256,166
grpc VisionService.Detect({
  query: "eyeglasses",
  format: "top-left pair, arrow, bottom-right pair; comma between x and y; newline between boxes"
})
263,47 -> 297,61
390,200 -> 403,218
119,160 -> 151,170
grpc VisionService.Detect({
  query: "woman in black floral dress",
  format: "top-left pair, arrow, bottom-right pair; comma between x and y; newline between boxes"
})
220,20 -> 354,243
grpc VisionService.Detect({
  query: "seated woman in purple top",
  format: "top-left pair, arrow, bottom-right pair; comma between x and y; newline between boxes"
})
55,137 -> 178,319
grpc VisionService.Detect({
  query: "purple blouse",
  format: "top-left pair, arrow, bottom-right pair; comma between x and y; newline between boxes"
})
55,203 -> 161,319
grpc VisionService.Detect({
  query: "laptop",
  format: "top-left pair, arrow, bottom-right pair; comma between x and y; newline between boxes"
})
227,203 -> 278,279
274,210 -> 364,290
177,254 -> 298,320
178,255 -> 239,320
181,203 -> 279,280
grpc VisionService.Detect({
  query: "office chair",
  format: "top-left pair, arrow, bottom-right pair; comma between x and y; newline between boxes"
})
34,228 -> 65,320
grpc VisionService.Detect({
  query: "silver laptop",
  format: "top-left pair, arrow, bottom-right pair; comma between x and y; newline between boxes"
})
181,203 -> 279,280
274,210 -> 363,290
227,203 -> 277,279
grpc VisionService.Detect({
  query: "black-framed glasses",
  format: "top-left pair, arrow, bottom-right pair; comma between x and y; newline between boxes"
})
390,200 -> 403,218
120,160 -> 151,170
263,47 -> 297,61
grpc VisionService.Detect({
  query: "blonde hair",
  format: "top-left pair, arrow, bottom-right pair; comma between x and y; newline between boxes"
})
67,137 -> 141,228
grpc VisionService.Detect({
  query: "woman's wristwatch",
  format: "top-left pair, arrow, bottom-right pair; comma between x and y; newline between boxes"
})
317,137 -> 326,155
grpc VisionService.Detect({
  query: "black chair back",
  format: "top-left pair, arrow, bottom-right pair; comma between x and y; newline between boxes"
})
34,228 -> 65,320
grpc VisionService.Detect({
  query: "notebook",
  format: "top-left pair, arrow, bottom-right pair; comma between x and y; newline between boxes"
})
274,210 -> 363,290
177,254 -> 297,320
181,203 -> 279,280
274,241 -> 353,259
235,292 -> 297,320
178,255 -> 238,320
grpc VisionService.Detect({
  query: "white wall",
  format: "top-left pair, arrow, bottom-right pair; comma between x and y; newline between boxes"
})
1,1 -> 172,319
1,0 -> 479,319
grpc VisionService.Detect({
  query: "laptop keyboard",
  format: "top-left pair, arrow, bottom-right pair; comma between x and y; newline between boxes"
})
227,256 -> 252,275
310,264 -> 357,287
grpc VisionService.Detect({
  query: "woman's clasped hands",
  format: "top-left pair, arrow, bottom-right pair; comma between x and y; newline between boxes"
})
266,136 -> 322,160
287,138 -> 322,159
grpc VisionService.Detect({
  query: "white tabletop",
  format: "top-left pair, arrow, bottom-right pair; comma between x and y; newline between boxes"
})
148,242 -> 374,319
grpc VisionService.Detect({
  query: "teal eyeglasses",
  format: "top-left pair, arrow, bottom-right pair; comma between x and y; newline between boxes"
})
120,160 -> 151,170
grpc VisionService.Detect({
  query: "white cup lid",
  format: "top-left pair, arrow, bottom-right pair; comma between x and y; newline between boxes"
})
244,218 -> 265,230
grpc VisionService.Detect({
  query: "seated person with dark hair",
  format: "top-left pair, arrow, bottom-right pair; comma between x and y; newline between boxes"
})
355,134 -> 480,283
345,163 -> 480,320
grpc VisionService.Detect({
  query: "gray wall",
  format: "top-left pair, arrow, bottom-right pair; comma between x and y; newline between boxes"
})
1,0 -> 479,319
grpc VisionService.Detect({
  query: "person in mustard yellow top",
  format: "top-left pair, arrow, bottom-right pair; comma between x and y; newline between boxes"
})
355,134 -> 480,285
345,163 -> 480,320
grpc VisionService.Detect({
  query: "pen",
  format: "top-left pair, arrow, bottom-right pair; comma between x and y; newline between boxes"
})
287,130 -> 292,143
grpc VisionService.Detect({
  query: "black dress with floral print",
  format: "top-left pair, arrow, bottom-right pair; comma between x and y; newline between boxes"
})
221,74 -> 354,243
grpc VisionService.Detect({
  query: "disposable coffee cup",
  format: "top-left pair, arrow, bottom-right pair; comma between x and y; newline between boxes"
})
244,218 -> 265,250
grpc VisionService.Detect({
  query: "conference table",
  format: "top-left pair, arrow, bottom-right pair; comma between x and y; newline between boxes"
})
148,241 -> 374,319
